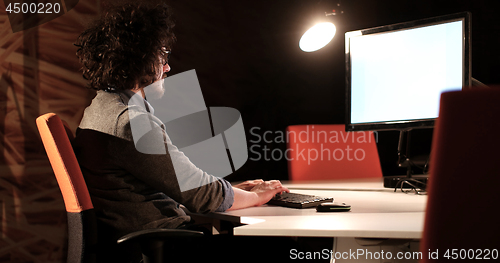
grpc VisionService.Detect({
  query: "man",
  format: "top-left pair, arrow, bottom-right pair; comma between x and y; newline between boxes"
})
73,1 -> 289,261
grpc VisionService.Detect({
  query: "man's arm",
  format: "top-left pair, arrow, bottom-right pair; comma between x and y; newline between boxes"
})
228,180 -> 289,211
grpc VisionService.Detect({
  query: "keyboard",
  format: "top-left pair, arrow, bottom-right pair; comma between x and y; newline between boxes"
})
267,192 -> 334,209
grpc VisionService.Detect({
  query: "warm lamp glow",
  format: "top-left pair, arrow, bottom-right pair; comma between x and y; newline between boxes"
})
299,22 -> 336,52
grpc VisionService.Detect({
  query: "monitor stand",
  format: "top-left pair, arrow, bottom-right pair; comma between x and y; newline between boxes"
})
383,129 -> 428,193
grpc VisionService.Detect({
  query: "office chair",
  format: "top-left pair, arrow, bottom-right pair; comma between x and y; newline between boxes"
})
420,88 -> 500,262
36,113 -> 203,263
286,124 -> 382,181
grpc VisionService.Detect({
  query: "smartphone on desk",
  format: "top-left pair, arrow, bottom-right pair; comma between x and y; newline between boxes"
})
316,202 -> 351,212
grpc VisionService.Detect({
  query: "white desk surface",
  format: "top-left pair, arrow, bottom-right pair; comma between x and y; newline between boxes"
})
213,179 -> 427,239
283,177 -> 393,191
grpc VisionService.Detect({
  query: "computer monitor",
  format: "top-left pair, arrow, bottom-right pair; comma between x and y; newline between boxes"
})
345,12 -> 471,132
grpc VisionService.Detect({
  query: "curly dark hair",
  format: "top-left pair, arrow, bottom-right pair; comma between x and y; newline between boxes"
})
75,2 -> 175,91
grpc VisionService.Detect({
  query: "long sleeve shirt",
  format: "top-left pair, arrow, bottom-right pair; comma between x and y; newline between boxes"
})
73,90 -> 233,240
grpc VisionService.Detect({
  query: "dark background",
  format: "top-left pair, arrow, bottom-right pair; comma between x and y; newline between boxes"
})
164,0 -> 500,181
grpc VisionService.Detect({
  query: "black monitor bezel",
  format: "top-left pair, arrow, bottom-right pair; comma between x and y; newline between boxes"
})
345,12 -> 471,132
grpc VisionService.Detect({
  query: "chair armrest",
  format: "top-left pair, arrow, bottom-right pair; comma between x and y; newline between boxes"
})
117,228 -> 204,245
117,229 -> 203,263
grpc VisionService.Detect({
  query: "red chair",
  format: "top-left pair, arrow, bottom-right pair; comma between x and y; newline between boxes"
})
420,88 -> 500,262
36,113 -> 202,263
286,124 -> 382,181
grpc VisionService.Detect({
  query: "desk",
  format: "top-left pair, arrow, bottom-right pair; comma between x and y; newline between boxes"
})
284,177 -> 394,192
211,179 -> 426,238
202,179 -> 427,262
228,189 -> 426,239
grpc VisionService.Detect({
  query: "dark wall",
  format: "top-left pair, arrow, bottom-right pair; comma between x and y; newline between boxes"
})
165,0 -> 500,181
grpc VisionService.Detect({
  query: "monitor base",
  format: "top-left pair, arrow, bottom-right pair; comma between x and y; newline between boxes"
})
384,175 -> 428,189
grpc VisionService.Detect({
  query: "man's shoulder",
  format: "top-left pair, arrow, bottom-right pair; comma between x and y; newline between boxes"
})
79,90 -> 160,141
79,91 -> 130,137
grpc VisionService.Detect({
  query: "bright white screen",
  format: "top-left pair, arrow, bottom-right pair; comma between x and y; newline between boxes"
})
350,20 -> 463,124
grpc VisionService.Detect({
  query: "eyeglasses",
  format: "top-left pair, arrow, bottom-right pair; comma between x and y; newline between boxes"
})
394,178 -> 427,195
161,48 -> 171,66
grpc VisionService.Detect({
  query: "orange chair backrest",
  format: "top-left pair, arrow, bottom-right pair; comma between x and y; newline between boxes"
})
286,124 -> 382,181
420,88 -> 500,261
36,113 -> 93,213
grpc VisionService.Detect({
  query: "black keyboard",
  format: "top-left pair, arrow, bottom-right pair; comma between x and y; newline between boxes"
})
267,192 -> 334,209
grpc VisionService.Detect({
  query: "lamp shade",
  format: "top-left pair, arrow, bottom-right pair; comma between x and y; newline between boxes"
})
299,22 -> 336,52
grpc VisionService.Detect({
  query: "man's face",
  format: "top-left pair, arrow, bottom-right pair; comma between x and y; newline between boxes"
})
145,52 -> 171,99
146,78 -> 165,99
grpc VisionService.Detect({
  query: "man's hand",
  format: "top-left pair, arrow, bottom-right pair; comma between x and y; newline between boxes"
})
233,179 -> 264,191
228,180 -> 289,210
248,180 -> 290,207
